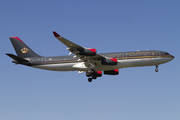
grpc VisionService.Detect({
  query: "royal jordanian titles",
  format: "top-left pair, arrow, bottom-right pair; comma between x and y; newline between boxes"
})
6,31 -> 174,82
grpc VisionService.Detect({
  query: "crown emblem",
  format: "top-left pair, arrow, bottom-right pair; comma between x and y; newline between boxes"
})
21,47 -> 29,53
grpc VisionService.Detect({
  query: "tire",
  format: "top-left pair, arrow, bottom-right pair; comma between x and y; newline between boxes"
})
86,72 -> 91,77
91,69 -> 95,74
92,76 -> 97,79
88,78 -> 92,82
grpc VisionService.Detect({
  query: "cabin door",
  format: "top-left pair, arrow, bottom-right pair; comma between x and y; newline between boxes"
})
41,58 -> 46,64
156,51 -> 161,57
123,53 -> 127,59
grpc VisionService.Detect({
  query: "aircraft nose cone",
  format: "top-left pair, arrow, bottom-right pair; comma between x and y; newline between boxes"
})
170,55 -> 175,60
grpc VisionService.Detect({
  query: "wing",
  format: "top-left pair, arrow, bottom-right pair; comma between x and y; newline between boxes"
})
53,31 -> 105,67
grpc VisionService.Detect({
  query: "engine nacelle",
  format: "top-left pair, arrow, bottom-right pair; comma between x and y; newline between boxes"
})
95,71 -> 102,77
101,58 -> 117,65
104,69 -> 119,75
79,49 -> 96,56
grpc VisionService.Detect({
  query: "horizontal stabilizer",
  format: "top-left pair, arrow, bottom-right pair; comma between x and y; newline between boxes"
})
6,53 -> 29,63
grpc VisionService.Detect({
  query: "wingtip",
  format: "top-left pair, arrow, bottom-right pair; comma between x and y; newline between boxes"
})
53,31 -> 61,37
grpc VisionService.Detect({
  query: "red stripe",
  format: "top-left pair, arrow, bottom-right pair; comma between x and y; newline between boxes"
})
89,49 -> 96,53
10,37 -> 24,43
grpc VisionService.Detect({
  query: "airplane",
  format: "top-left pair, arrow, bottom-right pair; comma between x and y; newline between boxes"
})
6,31 -> 174,82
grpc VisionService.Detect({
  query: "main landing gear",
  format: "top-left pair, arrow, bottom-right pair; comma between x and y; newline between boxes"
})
155,65 -> 159,72
86,69 -> 97,82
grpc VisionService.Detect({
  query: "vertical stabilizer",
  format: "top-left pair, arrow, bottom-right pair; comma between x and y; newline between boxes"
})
10,37 -> 41,58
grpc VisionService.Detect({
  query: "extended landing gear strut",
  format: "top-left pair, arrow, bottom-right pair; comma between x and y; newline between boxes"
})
86,69 -> 97,82
155,65 -> 159,72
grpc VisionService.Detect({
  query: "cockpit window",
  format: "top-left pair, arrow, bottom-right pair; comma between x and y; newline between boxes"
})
165,52 -> 169,55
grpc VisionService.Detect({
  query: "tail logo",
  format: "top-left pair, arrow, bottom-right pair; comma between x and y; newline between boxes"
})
21,47 -> 29,53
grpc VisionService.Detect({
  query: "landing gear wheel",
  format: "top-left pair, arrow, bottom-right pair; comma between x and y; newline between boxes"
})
86,72 -> 91,77
92,76 -> 97,80
87,69 -> 96,82
155,65 -> 159,72
90,69 -> 95,74
88,78 -> 92,82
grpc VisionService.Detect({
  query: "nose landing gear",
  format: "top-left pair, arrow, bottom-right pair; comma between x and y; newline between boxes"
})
155,65 -> 159,72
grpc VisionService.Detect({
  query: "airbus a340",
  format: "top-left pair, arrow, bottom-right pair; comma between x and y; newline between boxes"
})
6,31 -> 174,82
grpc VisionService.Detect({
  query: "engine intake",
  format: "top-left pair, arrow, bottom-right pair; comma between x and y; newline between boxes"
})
79,49 -> 96,56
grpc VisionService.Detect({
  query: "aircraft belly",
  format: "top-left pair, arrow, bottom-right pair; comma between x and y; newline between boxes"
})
122,57 -> 173,67
31,63 -> 75,71
122,58 -> 155,67
94,61 -> 126,71
72,62 -> 88,71
153,57 -> 174,64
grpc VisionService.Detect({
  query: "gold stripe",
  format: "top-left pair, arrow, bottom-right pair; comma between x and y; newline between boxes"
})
117,55 -> 172,60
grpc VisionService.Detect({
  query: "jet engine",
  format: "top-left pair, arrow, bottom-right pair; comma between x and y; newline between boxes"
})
104,69 -> 119,75
95,71 -> 102,77
101,58 -> 117,65
79,48 -> 96,56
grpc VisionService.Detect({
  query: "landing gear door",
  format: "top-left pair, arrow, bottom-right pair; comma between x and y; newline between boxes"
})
156,51 -> 161,57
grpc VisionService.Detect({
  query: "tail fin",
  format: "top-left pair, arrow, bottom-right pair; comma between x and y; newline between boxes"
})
9,37 -> 41,58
